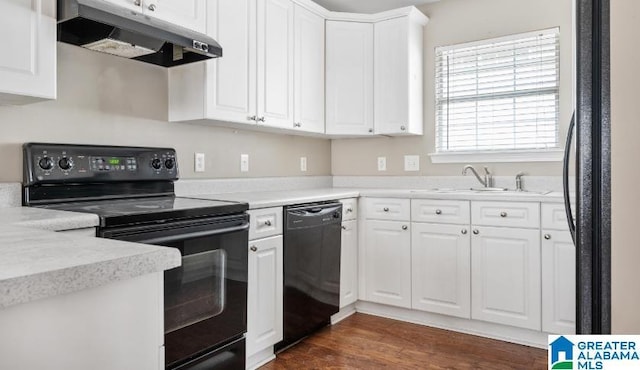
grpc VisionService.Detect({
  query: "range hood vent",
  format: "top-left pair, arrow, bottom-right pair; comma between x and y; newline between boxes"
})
57,0 -> 222,67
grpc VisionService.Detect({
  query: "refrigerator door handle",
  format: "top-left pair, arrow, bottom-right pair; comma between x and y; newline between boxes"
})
563,111 -> 577,244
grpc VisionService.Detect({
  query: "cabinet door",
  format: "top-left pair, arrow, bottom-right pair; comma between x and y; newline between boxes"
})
340,220 -> 358,308
374,16 -> 424,135
247,235 -> 283,357
471,226 -> 541,330
326,21 -> 374,136
542,230 -> 576,334
363,220 -> 411,308
204,0 -> 257,125
143,0 -> 206,33
411,223 -> 471,318
0,0 -> 56,104
257,0 -> 295,129
293,5 -> 325,133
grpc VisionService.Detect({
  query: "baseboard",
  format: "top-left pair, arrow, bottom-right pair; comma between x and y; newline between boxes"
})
247,347 -> 275,370
330,303 -> 357,325
354,301 -> 549,349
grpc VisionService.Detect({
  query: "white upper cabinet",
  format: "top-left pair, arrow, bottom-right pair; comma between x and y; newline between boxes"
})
102,0 -> 207,33
144,0 -> 207,34
374,12 -> 427,135
326,21 -> 374,136
257,0 -> 295,129
293,4 -> 325,133
0,0 -> 56,105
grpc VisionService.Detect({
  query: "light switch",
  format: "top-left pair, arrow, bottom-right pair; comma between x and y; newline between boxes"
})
404,155 -> 420,172
240,154 -> 249,172
377,157 -> 387,171
194,153 -> 205,172
300,157 -> 307,172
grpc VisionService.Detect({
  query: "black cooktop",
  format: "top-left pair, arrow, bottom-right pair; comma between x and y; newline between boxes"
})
38,196 -> 248,228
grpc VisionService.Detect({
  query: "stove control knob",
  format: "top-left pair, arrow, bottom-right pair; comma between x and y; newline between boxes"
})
58,157 -> 73,171
164,158 -> 175,170
38,157 -> 53,170
151,158 -> 162,170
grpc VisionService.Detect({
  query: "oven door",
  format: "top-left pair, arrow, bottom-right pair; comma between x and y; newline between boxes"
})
101,214 -> 249,369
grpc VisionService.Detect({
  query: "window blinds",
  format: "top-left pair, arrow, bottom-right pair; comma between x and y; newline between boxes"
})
435,28 -> 560,153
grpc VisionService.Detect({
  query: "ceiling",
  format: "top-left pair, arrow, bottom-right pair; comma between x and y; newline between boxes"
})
311,0 -> 439,14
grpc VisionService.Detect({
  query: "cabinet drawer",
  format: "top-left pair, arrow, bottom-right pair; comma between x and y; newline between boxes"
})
361,198 -> 410,221
340,198 -> 358,221
248,207 -> 283,240
541,203 -> 570,231
411,199 -> 470,225
471,201 -> 540,228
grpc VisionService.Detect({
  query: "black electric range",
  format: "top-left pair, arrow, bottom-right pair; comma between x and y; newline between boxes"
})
23,143 -> 249,370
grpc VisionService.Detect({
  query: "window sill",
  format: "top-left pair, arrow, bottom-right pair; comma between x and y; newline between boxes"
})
428,149 -> 564,164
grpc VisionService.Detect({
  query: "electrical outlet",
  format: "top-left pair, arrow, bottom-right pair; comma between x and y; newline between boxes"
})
194,153 -> 205,172
300,157 -> 307,172
240,154 -> 249,172
377,157 -> 387,171
404,155 -> 420,172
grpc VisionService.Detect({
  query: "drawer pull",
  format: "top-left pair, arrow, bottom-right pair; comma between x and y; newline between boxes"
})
435,209 -> 442,215
402,225 -> 408,230
500,212 -> 508,218
544,234 -> 551,240
346,208 -> 353,213
263,220 -> 272,226
472,229 -> 479,235
250,246 -> 257,252
461,229 -> 468,235
342,225 -> 347,230
383,207 -> 390,212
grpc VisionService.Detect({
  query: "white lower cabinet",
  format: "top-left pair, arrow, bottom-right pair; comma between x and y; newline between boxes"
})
411,223 -> 471,318
362,220 -> 411,308
340,219 -> 358,308
542,229 -> 576,334
471,226 -> 541,330
246,235 -> 283,358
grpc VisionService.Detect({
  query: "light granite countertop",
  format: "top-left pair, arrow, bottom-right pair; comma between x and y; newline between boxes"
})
0,207 -> 99,231
185,187 -> 566,209
0,207 -> 180,309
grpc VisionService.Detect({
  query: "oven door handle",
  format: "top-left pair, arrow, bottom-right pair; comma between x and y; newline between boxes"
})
139,221 -> 249,245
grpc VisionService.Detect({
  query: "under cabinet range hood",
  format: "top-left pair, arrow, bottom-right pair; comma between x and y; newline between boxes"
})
57,0 -> 222,67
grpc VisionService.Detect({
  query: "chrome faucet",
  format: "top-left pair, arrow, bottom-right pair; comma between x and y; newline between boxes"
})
515,172 -> 525,191
463,165 -> 493,188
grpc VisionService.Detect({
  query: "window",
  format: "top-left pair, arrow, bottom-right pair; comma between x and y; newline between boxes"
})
432,28 -> 560,162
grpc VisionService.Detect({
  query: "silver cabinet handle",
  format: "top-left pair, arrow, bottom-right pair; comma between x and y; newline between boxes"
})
544,234 -> 551,240
500,212 -> 508,218
383,207 -> 390,212
461,229 -> 468,235
400,125 -> 406,131
133,0 -> 141,5
435,209 -> 442,215
341,225 -> 347,230
258,117 -> 266,122
368,128 -> 374,133
346,208 -> 353,213
294,122 -> 302,128
472,229 -> 479,235
248,115 -> 257,121
264,220 -> 272,226
148,3 -> 156,11
250,246 -> 257,252
402,225 -> 408,230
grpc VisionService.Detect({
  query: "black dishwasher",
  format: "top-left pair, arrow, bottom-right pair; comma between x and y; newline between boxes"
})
275,202 -> 343,352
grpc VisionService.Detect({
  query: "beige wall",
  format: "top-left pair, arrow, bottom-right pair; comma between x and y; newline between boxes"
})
611,0 -> 640,333
331,0 -> 573,177
0,44 -> 331,182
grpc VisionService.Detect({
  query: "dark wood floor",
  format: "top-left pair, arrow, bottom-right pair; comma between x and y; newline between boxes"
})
261,313 -> 547,369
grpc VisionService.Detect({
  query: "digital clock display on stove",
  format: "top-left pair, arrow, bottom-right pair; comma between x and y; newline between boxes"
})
90,156 -> 137,172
